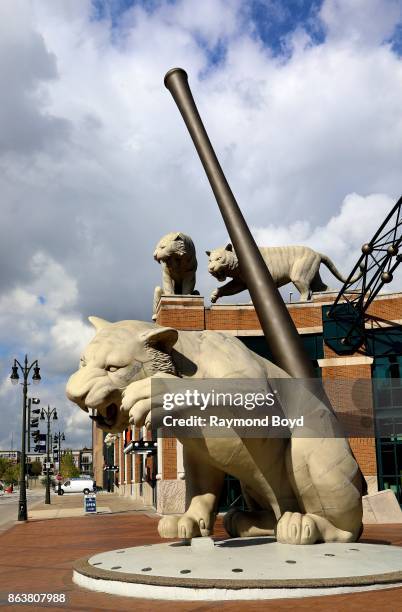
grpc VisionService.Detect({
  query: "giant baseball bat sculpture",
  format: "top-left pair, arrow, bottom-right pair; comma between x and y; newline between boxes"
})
164,67 -> 315,379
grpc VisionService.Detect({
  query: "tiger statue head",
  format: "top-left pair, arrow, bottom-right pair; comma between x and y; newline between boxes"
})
66,317 -> 178,433
206,243 -> 239,282
153,231 -> 196,269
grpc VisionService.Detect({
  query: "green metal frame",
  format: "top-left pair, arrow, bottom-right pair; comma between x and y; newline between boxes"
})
324,195 -> 402,353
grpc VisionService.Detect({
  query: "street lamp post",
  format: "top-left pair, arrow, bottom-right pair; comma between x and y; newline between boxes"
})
40,406 -> 58,505
10,356 -> 41,522
53,431 -> 65,495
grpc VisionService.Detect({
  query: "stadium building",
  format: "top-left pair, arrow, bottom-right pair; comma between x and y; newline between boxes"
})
92,292 -> 402,513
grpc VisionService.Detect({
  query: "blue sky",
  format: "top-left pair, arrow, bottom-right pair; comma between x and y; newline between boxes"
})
91,0 -> 326,56
241,0 -> 326,51
91,0 -> 402,57
392,22 -> 402,52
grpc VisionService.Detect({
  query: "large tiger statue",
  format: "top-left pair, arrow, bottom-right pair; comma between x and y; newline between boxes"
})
206,243 -> 362,302
66,317 -> 364,544
153,232 -> 198,319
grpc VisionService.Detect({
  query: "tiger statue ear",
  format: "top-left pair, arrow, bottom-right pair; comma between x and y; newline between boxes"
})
140,326 -> 178,353
205,250 -> 211,256
88,316 -> 111,330
225,243 -> 233,251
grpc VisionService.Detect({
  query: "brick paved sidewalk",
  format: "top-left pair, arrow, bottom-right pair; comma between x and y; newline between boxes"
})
27,491 -> 151,519
0,513 -> 401,612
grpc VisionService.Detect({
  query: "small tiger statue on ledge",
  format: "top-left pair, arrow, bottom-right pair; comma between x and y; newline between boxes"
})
206,243 -> 362,303
153,231 -> 198,320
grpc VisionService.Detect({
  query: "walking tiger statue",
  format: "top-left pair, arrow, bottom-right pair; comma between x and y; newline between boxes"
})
66,316 -> 364,544
207,243 -> 363,302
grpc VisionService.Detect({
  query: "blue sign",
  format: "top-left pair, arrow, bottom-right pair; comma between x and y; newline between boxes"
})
84,494 -> 97,513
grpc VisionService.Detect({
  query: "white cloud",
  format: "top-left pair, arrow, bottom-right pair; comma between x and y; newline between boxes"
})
0,251 -> 88,349
320,0 -> 402,46
0,251 -> 93,448
0,0 -> 70,155
253,192 -> 397,294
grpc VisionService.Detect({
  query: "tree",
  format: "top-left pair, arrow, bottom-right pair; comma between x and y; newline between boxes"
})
40,475 -> 55,488
60,451 -> 80,478
0,457 -> 19,484
0,457 -> 10,480
3,462 -> 20,485
30,460 -> 42,477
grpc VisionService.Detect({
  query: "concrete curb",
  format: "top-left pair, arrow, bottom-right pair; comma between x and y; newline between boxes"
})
73,554 -> 402,589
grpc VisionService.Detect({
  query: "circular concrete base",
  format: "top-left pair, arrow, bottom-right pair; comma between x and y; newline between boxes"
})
73,537 -> 402,601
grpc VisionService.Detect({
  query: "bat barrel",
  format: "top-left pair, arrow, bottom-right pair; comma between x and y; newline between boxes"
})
164,67 -> 315,379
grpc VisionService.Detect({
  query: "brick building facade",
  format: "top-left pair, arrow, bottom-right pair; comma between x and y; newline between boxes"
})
93,291 -> 402,512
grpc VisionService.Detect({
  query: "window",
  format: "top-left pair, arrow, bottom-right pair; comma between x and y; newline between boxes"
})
372,355 -> 402,506
239,333 -> 323,376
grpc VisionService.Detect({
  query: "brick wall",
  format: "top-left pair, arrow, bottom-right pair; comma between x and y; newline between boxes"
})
206,306 -> 260,330
92,422 -> 104,487
126,452 -> 132,484
119,438 -> 124,486
366,296 -> 402,320
156,297 -> 205,330
349,438 -> 377,475
205,304 -> 323,331
321,363 -> 377,476
135,454 -> 141,483
114,438 -> 119,488
288,305 -> 323,329
162,438 -> 177,480
134,427 -> 141,483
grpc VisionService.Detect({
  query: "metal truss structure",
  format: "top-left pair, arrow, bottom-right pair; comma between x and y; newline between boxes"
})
324,195 -> 402,353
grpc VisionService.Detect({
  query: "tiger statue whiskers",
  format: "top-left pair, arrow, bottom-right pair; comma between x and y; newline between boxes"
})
206,243 -> 363,302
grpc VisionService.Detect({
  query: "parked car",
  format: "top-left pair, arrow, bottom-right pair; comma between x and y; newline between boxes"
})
58,478 -> 95,495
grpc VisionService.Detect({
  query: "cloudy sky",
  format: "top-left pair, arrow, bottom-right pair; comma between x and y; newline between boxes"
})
1,0 -> 402,451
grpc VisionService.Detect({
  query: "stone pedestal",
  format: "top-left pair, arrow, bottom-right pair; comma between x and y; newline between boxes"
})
363,489 -> 402,524
73,536 -> 402,601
